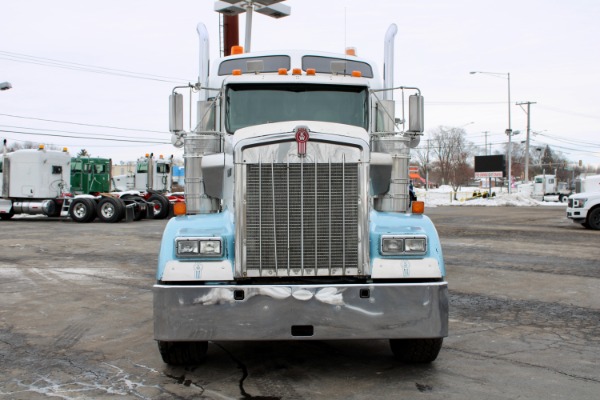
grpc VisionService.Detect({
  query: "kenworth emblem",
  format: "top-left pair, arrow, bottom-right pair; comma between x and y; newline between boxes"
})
294,126 -> 310,156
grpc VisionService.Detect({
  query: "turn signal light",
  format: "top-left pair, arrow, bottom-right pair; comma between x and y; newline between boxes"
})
173,202 -> 186,216
412,201 -> 425,214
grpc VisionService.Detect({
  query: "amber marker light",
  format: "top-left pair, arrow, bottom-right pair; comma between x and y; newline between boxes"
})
351,70 -> 362,78
345,47 -> 356,56
306,68 -> 316,75
292,68 -> 302,75
412,201 -> 425,214
173,202 -> 186,216
231,46 -> 244,55
278,68 -> 288,75
232,69 -> 242,76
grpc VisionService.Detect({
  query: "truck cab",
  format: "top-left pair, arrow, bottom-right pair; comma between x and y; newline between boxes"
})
154,24 -> 447,365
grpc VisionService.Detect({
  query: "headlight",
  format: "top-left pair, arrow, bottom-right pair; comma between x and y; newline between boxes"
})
405,238 -> 427,253
573,198 -> 587,208
381,237 -> 404,254
380,235 -> 427,255
176,238 -> 223,257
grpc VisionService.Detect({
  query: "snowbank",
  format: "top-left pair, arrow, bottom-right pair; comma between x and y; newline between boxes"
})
415,186 -> 567,207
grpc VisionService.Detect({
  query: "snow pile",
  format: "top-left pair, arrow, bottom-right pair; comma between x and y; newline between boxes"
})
415,186 -> 567,207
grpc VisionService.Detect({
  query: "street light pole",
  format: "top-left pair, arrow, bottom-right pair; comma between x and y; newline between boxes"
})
470,71 -> 513,193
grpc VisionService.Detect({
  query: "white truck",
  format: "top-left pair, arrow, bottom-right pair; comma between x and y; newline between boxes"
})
153,21 -> 448,365
566,174 -> 600,230
0,142 -> 167,222
531,174 -> 572,203
112,154 -> 173,193
1,144 -> 71,220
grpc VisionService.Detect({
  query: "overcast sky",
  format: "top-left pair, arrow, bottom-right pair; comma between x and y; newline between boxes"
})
1,0 -> 599,167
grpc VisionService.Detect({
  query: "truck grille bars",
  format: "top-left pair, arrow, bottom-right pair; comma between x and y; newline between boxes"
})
244,160 -> 359,277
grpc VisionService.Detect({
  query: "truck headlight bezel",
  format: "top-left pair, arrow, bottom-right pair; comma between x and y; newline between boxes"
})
175,237 -> 223,258
380,235 -> 427,255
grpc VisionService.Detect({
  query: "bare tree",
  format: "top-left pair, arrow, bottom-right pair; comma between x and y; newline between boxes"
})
429,126 -> 475,196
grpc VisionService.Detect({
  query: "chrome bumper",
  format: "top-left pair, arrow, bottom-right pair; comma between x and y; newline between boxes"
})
154,282 -> 448,341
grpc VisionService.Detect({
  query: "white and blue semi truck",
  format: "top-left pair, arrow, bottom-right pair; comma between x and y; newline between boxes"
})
153,22 -> 448,365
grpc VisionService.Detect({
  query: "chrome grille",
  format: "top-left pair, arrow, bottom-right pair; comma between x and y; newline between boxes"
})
244,161 -> 359,277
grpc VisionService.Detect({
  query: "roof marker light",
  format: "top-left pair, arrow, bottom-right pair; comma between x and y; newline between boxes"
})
232,69 -> 242,75
292,68 -> 302,75
306,68 -> 316,76
38,144 -> 45,150
346,47 -> 357,56
278,68 -> 288,75
62,147 -> 68,152
231,45 -> 244,55
351,70 -> 362,78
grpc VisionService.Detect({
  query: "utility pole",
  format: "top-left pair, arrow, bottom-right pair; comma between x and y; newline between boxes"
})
517,101 -> 536,182
425,139 -> 430,191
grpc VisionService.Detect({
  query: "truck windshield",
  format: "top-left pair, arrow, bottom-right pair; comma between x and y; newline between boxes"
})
225,83 -> 369,133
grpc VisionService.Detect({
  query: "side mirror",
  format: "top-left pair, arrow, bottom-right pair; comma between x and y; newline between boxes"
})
169,93 -> 184,133
408,94 -> 424,133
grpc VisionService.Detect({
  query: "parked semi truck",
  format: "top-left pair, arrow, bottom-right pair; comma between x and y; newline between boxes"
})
112,154 -> 173,194
0,142 -> 169,222
566,174 -> 600,230
153,22 -> 448,365
531,174 -> 572,203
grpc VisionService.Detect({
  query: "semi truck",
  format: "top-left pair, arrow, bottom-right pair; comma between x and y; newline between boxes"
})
566,174 -> 600,230
0,142 -> 169,222
530,174 -> 572,203
153,22 -> 448,365
112,154 -> 173,194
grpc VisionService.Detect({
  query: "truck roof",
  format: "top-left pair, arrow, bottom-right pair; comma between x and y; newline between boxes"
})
208,50 -> 382,90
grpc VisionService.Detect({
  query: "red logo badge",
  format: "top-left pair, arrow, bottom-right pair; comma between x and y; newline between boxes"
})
295,126 -> 309,156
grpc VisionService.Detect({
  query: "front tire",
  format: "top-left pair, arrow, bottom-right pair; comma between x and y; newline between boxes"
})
587,208 -> 600,230
390,338 -> 443,363
157,341 -> 208,365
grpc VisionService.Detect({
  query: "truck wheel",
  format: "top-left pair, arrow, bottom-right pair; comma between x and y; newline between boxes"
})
70,198 -> 96,223
148,194 -> 170,219
587,208 -> 600,230
96,197 -> 125,223
559,194 -> 568,203
157,341 -> 208,365
389,338 -> 443,363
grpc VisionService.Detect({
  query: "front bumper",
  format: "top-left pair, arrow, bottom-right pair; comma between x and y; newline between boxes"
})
154,281 -> 448,341
566,207 -> 586,223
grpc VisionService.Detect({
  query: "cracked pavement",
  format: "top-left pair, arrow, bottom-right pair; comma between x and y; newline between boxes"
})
0,206 -> 598,399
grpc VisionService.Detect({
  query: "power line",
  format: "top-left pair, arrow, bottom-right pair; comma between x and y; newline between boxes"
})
0,124 -> 165,140
0,129 -> 169,144
0,50 -> 194,84
0,113 -> 165,134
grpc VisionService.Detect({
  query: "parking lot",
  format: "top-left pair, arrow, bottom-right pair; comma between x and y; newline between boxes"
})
1,206 -> 599,399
